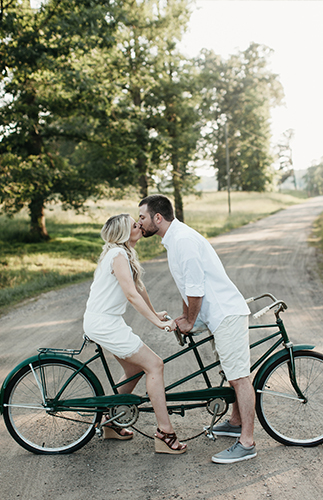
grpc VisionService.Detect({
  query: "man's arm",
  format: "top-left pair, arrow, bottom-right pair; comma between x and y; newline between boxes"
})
175,296 -> 203,333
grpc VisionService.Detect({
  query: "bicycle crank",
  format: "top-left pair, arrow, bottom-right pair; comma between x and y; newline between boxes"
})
109,404 -> 139,427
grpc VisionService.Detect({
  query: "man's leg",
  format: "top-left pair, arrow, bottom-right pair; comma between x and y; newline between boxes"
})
229,376 -> 255,447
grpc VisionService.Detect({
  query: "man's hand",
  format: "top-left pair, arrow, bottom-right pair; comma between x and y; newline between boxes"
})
175,296 -> 203,333
175,316 -> 194,333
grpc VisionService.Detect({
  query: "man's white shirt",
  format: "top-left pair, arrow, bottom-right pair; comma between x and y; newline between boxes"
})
161,218 -> 250,332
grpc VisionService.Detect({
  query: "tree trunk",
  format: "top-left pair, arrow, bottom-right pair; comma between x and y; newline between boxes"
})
28,196 -> 50,241
138,172 -> 148,198
172,154 -> 184,222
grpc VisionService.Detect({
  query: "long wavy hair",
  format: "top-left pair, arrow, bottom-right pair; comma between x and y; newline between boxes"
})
97,214 -> 144,290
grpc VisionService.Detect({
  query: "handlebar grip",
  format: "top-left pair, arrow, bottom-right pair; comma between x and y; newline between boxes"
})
164,326 -> 171,332
253,305 -> 270,319
245,297 -> 254,304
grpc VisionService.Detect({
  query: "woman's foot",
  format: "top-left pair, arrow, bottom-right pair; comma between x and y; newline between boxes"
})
103,426 -> 133,440
154,428 -> 187,454
102,418 -> 133,440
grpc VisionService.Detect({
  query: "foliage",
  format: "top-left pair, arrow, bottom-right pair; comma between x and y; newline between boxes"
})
0,0 -> 120,238
99,0 -> 194,199
275,129 -> 297,187
197,43 -> 284,191
147,53 -> 202,221
1,2 -> 288,239
303,160 -> 323,196
0,0 -> 197,234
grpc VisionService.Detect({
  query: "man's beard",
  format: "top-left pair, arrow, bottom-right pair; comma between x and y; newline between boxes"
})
141,222 -> 159,238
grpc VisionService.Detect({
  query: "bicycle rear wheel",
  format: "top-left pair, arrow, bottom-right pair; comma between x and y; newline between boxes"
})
3,358 -> 102,454
255,350 -> 323,446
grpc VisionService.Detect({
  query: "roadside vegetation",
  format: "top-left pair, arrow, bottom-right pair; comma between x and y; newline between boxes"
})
0,190 -> 308,313
310,211 -> 323,278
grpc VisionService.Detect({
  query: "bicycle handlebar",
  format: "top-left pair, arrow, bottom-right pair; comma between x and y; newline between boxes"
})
246,293 -> 288,318
164,315 -> 185,345
163,292 -> 288,337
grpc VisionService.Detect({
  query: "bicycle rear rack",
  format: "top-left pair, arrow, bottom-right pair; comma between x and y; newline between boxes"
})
38,336 -> 90,357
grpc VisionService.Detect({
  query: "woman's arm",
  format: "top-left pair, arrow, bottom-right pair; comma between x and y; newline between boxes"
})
137,285 -> 167,321
113,254 -> 174,330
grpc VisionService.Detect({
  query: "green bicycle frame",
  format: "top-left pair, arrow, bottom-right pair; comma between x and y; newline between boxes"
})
0,314 -> 315,416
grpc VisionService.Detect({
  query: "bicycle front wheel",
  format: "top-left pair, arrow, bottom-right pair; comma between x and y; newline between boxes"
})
256,350 -> 323,446
3,359 -> 102,454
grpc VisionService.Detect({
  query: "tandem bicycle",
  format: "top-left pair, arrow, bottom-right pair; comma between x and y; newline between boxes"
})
1,292 -> 323,454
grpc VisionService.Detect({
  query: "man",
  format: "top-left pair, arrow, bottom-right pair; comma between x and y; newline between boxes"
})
138,194 -> 256,464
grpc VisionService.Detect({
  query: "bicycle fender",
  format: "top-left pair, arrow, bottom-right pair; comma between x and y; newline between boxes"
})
252,344 -> 315,391
0,353 -> 104,415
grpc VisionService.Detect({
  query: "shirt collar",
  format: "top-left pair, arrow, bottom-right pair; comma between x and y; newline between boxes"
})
161,218 -> 180,248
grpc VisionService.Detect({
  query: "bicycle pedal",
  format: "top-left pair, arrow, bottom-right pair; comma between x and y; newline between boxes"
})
95,425 -> 103,438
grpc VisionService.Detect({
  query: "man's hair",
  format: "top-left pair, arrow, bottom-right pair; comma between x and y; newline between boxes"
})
139,195 -> 175,222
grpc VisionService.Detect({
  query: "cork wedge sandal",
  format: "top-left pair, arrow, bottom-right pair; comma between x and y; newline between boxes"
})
103,425 -> 133,440
154,428 -> 187,454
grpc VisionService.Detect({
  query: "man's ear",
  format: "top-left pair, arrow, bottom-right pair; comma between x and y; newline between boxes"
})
155,213 -> 162,224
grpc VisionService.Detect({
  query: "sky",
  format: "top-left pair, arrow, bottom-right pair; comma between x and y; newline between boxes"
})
180,0 -> 323,172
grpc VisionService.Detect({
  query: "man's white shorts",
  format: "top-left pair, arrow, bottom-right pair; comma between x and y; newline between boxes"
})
212,315 -> 250,381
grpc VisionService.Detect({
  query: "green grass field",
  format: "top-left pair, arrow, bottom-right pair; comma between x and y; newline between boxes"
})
0,190 -> 311,313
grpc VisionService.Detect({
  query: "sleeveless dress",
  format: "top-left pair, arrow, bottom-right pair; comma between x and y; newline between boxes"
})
83,247 -> 143,359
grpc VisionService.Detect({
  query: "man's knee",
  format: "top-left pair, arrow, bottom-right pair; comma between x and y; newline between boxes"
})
229,375 -> 250,387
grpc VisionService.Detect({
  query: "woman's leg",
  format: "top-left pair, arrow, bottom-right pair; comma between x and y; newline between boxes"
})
113,355 -> 143,394
116,343 -> 183,449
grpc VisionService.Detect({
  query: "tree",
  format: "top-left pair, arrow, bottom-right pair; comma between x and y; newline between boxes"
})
303,159 -> 323,196
102,0 -> 193,198
275,129 -> 296,188
198,43 -> 284,191
0,0 -> 118,239
147,51 -> 202,221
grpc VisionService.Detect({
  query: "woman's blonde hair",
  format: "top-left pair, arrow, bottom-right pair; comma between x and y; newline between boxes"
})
97,213 -> 144,289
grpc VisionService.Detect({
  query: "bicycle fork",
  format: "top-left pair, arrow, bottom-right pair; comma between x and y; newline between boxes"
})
286,344 -> 307,403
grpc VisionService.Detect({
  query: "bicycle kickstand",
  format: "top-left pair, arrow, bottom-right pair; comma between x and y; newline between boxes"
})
204,403 -> 220,441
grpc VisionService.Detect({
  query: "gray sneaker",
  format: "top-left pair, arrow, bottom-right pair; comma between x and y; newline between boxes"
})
212,440 -> 257,464
211,419 -> 242,437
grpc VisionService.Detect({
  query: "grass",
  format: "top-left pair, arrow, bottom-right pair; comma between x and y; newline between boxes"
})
309,212 -> 323,278
0,190 -> 309,313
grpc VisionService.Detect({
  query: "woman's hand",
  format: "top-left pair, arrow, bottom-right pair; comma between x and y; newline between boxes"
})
159,319 -> 176,332
156,311 -> 168,321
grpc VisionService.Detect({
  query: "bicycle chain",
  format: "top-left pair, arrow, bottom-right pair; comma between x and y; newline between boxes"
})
131,414 -> 222,441
130,425 -> 206,441
48,413 -> 221,441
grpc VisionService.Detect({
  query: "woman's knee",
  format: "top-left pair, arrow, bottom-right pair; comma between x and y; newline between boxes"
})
147,355 -> 164,376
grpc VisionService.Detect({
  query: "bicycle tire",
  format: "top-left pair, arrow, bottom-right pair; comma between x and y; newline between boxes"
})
3,358 -> 102,454
255,350 -> 323,446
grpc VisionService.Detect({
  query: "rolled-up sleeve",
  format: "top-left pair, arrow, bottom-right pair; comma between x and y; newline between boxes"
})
179,239 -> 205,297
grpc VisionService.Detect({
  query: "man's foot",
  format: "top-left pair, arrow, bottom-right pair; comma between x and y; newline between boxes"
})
212,440 -> 257,464
206,419 -> 241,437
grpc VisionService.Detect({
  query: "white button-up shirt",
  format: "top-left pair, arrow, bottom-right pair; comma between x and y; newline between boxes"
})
162,218 -> 250,332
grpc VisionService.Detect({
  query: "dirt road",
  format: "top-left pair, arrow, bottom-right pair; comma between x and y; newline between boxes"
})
1,196 -> 323,500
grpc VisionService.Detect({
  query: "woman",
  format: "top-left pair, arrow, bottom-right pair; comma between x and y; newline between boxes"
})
83,214 -> 187,454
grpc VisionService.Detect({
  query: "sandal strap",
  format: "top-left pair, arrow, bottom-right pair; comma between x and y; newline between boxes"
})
105,424 -> 132,435
156,428 -> 178,449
